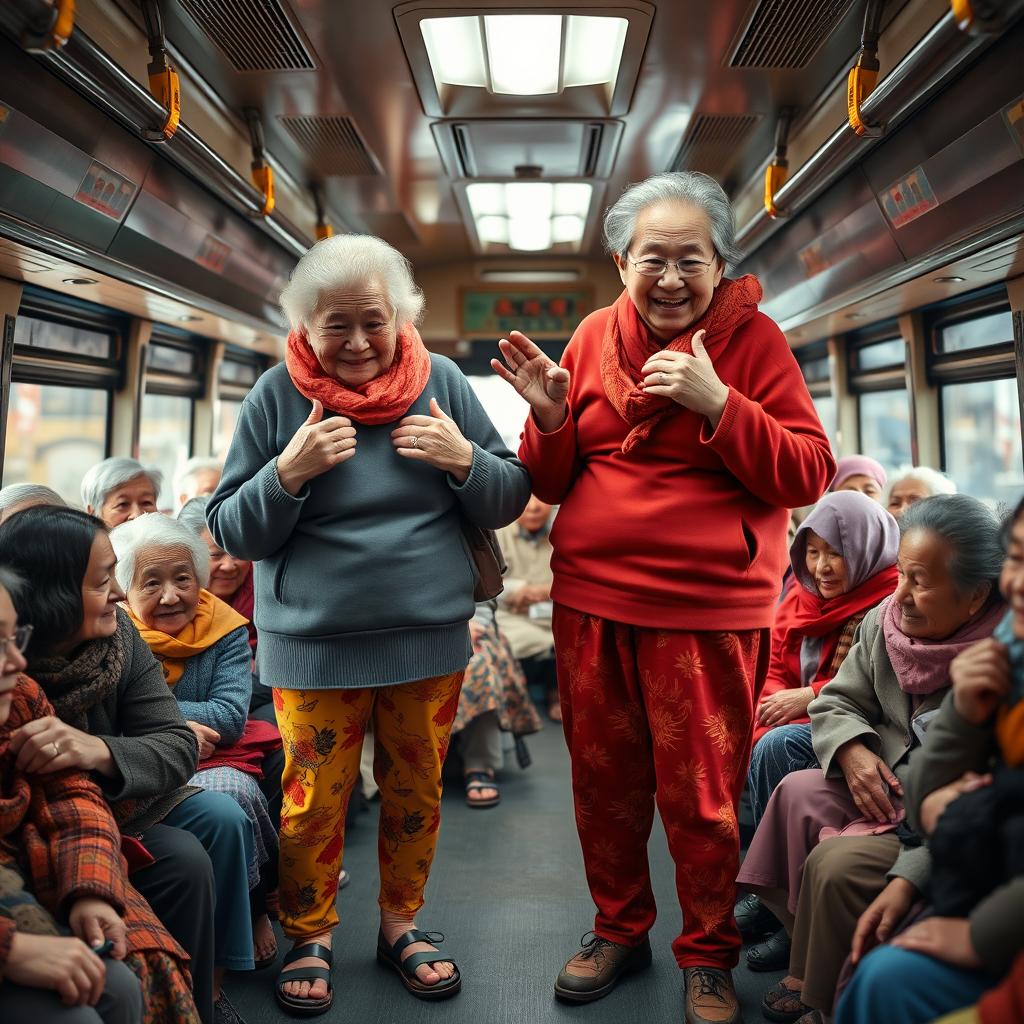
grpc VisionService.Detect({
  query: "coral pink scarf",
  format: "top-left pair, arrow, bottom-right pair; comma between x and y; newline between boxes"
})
285,322 -> 432,424
599,275 -> 763,453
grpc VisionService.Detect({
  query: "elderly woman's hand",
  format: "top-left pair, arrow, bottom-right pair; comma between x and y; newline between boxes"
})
277,400 -> 358,496
187,720 -> 220,759
69,897 -> 128,961
491,331 -> 570,434
9,716 -> 115,776
757,687 -> 815,728
835,740 -> 903,823
391,398 -> 474,484
892,917 -> 983,969
950,638 -> 1010,725
919,770 -> 992,836
851,876 -> 918,963
640,330 -> 729,428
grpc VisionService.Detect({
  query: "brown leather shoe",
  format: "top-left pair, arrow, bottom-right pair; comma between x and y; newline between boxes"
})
684,967 -> 743,1024
554,933 -> 652,1003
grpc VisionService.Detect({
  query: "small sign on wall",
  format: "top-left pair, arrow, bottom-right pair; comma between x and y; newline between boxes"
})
73,160 -> 137,222
878,166 -> 939,229
460,287 -> 593,339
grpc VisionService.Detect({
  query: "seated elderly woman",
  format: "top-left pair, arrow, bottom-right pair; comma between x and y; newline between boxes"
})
737,491 -> 899,970
830,455 -> 888,503
737,494 -> 1005,1024
208,232 -> 529,1015
885,464 -> 956,520
80,458 -> 162,529
0,483 -> 65,523
0,505 -> 259,1024
110,513 -> 280,972
174,457 -> 223,512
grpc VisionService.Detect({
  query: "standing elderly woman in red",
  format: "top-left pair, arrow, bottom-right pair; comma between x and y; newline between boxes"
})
492,171 -> 835,1024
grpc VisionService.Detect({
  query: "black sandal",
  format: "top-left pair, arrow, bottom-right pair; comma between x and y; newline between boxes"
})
275,941 -> 333,1017
464,770 -> 500,808
376,928 -> 462,1000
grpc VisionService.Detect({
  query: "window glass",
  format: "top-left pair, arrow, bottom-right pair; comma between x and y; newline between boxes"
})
147,343 -> 196,375
854,337 -> 905,371
859,390 -> 912,471
2,382 -> 107,502
938,310 -> 1014,354
466,375 -> 529,451
812,394 -> 837,452
942,378 -> 1023,510
14,315 -> 113,359
801,356 -> 830,385
139,393 -> 192,509
219,358 -> 260,386
214,399 -> 244,460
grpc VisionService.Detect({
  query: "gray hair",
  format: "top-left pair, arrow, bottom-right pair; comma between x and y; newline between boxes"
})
901,493 -> 1003,597
0,565 -> 24,603
110,512 -> 210,592
887,465 -> 957,501
279,234 -> 425,331
177,495 -> 211,537
602,171 -> 743,267
80,458 -> 163,512
173,457 -> 222,501
0,484 -> 66,516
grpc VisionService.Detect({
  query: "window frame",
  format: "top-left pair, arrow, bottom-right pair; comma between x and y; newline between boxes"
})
796,339 -> 831,399
218,346 -> 268,402
926,287 -> 1015,387
145,327 -> 207,400
847,321 -> 907,395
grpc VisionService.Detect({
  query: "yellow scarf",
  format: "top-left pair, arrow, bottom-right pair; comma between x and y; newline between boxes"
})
127,589 -> 249,687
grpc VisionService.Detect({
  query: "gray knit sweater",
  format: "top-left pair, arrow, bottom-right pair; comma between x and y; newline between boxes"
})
207,355 -> 531,689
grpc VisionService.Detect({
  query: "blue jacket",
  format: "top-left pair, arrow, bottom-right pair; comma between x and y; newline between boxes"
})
172,625 -> 251,744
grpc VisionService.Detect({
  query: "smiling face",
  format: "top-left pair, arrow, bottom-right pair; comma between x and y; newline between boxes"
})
803,528 -> 850,599
202,528 -> 251,602
613,200 -> 724,343
894,528 -> 990,640
1000,514 -> 1024,639
126,544 -> 200,636
95,475 -> 158,527
887,478 -> 931,520
0,586 -> 27,726
306,286 -> 398,387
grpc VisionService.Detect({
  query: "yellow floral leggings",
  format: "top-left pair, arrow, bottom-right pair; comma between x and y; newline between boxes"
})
273,671 -> 464,939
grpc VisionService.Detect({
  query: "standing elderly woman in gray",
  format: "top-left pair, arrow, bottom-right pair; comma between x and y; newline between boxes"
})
80,457 -> 162,529
491,170 -> 835,1024
207,233 -> 530,1016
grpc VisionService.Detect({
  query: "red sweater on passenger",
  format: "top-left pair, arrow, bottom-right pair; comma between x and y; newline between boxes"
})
520,297 -> 835,631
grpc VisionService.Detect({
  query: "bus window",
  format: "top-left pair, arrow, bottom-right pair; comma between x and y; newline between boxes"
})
858,390 -> 912,470
139,392 -> 193,507
214,399 -> 244,459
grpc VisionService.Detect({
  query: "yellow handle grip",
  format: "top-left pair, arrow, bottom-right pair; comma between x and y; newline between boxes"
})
148,67 -> 181,140
764,162 -> 788,219
847,64 -> 879,137
252,164 -> 275,216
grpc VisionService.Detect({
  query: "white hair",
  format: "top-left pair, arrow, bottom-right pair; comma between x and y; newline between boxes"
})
173,456 -> 222,500
110,512 -> 210,592
603,171 -> 743,268
279,234 -> 425,331
176,495 -> 210,537
887,465 -> 957,501
0,483 -> 66,514
81,458 -> 163,512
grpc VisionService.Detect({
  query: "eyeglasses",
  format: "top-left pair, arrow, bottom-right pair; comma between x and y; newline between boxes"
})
626,255 -> 715,279
2,624 -> 32,656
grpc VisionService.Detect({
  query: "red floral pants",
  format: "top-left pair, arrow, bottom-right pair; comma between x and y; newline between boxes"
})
553,605 -> 769,969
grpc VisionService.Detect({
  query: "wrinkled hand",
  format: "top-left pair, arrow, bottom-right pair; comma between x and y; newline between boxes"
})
851,877 -> 917,963
640,330 -> 729,427
9,716 -> 113,776
892,917 -> 982,969
951,638 -> 1010,726
919,770 -> 992,836
836,741 -> 903,823
5,933 -> 107,1006
757,688 -> 815,728
491,331 -> 570,434
506,583 -> 550,613
187,721 -> 220,759
391,398 -> 474,484
69,897 -> 127,961
277,400 -> 357,495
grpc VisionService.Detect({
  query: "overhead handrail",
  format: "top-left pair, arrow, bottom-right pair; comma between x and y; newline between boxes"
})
245,108 -> 275,216
141,0 -> 179,141
847,0 -> 884,137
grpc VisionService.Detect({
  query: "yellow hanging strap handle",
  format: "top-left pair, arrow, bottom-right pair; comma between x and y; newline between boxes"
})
141,1 -> 180,141
245,108 -> 275,216
315,221 -> 334,240
312,183 -> 333,239
764,107 -> 792,220
951,0 -> 973,31
50,0 -> 75,48
848,0 -> 883,137
22,0 -> 75,52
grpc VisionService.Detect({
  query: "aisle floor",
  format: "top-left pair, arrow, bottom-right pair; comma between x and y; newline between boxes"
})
228,723 -> 783,1023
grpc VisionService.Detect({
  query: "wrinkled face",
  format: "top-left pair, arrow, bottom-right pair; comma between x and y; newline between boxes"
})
519,495 -> 553,533
180,468 -> 221,506
613,200 -> 725,343
306,286 -> 398,387
894,529 -> 989,640
804,529 -> 850,599
61,532 -> 125,654
127,544 -> 200,636
0,587 -> 27,727
887,479 -> 930,520
836,474 -> 884,502
96,475 -> 158,527
1000,516 -> 1024,639
203,528 -> 251,601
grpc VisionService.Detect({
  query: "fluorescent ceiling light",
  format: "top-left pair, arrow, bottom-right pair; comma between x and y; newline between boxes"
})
508,218 -> 552,251
506,182 -> 553,221
484,15 -> 561,95
476,215 -> 509,243
552,215 -> 585,244
481,269 -> 581,282
564,16 -> 628,87
466,183 -> 505,217
553,182 -> 592,217
420,17 -> 486,88
466,182 -> 593,251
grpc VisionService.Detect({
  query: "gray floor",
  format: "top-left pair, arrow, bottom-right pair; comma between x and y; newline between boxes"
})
227,724 -> 782,1023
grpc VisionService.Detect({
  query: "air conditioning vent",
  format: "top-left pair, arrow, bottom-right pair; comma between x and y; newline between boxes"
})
671,114 -> 763,176
729,0 -> 856,69
178,0 -> 317,72
278,116 -> 382,177
581,124 -> 604,178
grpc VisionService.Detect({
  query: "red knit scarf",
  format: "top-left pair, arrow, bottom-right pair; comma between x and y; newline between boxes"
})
285,321 -> 432,424
599,275 -> 763,453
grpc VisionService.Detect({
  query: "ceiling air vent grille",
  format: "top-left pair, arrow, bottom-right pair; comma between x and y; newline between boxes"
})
178,0 -> 316,72
278,116 -> 382,177
730,0 -> 856,69
671,114 -> 762,175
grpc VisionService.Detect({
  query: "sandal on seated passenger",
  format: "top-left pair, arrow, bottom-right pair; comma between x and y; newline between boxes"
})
376,928 -> 461,1000
464,770 -> 500,808
275,942 -> 333,1017
761,978 -> 813,1023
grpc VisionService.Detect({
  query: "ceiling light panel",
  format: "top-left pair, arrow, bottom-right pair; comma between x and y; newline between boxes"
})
508,218 -> 552,251
419,16 -> 487,88
563,16 -> 628,87
506,182 -> 554,220
483,16 -> 562,95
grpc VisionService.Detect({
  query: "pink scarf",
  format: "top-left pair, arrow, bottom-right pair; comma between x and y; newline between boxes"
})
881,594 -> 1006,694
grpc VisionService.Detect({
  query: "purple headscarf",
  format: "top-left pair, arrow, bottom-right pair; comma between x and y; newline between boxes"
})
830,454 -> 887,492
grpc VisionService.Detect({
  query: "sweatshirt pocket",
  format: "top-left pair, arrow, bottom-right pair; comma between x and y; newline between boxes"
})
740,518 -> 760,572
272,548 -> 292,602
